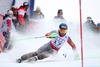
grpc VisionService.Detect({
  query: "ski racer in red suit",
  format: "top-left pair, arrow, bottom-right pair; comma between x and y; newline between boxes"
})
17,2 -> 29,26
16,23 -> 79,63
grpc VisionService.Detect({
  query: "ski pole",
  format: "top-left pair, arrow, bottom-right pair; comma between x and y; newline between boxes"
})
14,36 -> 46,41
34,36 -> 46,38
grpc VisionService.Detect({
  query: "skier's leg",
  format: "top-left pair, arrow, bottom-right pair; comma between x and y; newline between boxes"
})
29,42 -> 58,61
16,42 -> 50,63
16,51 -> 38,63
28,49 -> 57,62
27,52 -> 49,62
38,49 -> 57,60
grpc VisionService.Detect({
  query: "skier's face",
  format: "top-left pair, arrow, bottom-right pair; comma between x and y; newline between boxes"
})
59,29 -> 67,36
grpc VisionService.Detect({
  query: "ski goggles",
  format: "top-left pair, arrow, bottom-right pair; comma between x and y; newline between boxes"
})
60,29 -> 67,33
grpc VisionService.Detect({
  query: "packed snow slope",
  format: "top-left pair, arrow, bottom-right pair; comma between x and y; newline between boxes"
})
0,19 -> 100,67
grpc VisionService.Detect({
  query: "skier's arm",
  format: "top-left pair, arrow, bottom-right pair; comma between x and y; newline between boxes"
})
67,36 -> 76,51
67,36 -> 80,60
45,30 -> 57,38
45,32 -> 52,38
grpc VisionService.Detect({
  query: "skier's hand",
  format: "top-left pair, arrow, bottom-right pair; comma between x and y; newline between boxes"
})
74,53 -> 80,60
73,50 -> 80,60
45,33 -> 57,38
49,33 -> 57,38
45,32 -> 52,38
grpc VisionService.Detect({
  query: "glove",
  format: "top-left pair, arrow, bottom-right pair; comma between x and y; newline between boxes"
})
73,50 -> 80,60
49,33 -> 57,38
74,53 -> 80,60
45,33 -> 57,38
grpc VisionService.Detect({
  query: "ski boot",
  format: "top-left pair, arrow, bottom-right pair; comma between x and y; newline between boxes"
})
27,56 -> 38,62
16,59 -> 22,63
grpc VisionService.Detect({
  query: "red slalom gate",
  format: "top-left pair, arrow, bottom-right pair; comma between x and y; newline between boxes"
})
79,0 -> 84,67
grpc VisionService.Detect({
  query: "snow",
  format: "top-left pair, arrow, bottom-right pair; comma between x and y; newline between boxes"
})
0,19 -> 100,67
0,0 -> 100,67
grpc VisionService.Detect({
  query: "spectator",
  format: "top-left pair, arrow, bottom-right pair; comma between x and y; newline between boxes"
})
2,10 -> 13,51
11,6 -> 18,17
83,17 -> 97,32
16,2 -> 29,32
17,2 -> 29,26
54,9 -> 64,20
11,6 -> 19,29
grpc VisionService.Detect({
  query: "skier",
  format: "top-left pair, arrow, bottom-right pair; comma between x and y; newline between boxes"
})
16,23 -> 79,63
2,10 -> 13,51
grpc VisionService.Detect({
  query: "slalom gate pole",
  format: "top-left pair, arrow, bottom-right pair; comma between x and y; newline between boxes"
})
14,36 -> 46,41
79,0 -> 84,67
